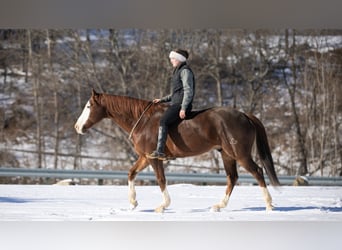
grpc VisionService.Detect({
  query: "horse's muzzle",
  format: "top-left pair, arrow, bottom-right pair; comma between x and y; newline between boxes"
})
74,123 -> 85,134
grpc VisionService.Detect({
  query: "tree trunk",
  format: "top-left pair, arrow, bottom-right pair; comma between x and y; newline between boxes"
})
46,30 -> 60,170
72,30 -> 82,170
85,29 -> 103,92
28,30 -> 43,169
284,29 -> 308,176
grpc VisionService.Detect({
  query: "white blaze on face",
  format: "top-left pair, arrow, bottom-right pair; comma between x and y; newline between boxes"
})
74,101 -> 91,134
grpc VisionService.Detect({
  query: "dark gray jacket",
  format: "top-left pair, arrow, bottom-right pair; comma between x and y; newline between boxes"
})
161,62 -> 195,111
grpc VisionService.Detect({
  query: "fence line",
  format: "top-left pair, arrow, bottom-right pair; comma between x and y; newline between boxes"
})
1,167 -> 342,186
6,148 -> 127,161
5,148 -> 218,171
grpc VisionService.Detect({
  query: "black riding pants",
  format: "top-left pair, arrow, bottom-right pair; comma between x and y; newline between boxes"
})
155,104 -> 191,153
159,104 -> 192,128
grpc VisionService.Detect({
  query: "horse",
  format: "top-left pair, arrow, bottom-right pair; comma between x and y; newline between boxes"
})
75,89 -> 280,213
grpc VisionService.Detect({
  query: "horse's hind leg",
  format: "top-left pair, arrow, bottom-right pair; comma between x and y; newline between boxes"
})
127,156 -> 149,210
211,151 -> 238,212
238,157 -> 273,211
149,159 -> 171,213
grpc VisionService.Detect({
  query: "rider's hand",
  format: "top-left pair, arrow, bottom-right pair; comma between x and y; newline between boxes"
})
153,99 -> 161,103
179,110 -> 186,119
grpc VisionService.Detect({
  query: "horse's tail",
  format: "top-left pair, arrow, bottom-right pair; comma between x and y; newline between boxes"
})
245,113 -> 280,186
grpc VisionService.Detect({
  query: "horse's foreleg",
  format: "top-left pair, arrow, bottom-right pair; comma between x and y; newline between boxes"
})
211,152 -> 238,212
127,156 -> 149,210
150,159 -> 170,213
128,180 -> 138,210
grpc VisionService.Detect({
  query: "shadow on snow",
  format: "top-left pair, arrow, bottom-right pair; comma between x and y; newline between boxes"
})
242,206 -> 342,212
0,197 -> 36,203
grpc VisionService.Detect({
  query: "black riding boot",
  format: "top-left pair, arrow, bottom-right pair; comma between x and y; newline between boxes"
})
147,126 -> 167,160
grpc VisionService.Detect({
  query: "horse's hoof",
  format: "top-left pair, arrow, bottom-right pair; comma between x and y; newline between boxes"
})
155,206 -> 165,213
210,206 -> 221,212
130,201 -> 138,210
266,205 -> 274,212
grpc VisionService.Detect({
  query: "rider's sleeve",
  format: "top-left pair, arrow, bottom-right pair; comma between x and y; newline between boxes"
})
180,69 -> 194,110
160,94 -> 171,103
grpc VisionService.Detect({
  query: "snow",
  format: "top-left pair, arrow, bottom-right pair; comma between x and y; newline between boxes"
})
0,184 -> 341,221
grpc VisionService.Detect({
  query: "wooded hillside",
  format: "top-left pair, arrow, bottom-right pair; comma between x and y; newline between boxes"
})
1,29 -> 341,182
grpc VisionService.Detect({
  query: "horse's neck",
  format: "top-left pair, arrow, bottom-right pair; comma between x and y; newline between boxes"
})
104,95 -> 148,133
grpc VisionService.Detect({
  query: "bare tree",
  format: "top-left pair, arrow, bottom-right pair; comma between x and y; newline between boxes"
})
72,31 -> 83,170
283,29 -> 308,175
27,30 -> 44,169
45,29 -> 61,169
304,33 -> 342,176
3,28 -> 342,181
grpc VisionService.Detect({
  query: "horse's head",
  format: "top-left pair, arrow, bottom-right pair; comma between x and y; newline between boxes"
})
74,89 -> 107,134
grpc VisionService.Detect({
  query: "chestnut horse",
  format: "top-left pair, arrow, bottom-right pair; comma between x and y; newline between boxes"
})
75,89 -> 280,212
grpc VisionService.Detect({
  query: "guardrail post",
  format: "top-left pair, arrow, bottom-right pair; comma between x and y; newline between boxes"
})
98,179 -> 104,185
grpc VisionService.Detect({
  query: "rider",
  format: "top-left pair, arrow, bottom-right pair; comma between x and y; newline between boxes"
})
147,49 -> 196,160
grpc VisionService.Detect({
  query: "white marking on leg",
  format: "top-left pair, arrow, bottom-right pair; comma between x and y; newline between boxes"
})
128,180 -> 138,210
162,188 -> 171,207
211,194 -> 230,212
75,101 -> 91,134
155,187 -> 171,213
261,187 -> 273,211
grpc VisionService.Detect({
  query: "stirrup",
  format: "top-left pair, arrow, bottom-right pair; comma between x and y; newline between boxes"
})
147,151 -> 166,160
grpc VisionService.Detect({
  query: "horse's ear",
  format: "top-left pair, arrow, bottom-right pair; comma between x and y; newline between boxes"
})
92,88 -> 99,97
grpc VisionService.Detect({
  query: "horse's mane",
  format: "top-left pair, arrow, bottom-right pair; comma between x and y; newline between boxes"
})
99,93 -> 215,122
100,94 -> 164,120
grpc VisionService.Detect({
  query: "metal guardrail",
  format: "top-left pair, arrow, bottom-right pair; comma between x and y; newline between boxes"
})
1,167 -> 342,186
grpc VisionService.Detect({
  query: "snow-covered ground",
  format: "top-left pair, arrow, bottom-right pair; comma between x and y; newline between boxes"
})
0,184 -> 341,221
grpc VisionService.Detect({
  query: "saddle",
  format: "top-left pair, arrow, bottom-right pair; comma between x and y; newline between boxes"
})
185,108 -> 212,120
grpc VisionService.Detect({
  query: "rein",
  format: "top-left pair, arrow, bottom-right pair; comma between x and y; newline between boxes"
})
128,101 -> 153,140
